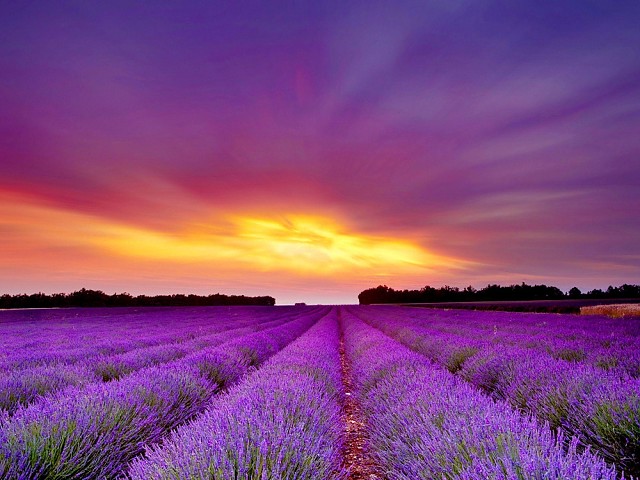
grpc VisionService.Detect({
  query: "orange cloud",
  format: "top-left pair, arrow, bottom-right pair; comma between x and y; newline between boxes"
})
0,191 -> 469,285
95,213 -> 466,277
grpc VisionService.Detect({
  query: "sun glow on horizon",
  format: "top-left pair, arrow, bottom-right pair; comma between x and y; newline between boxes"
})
99,213 -> 463,276
0,192 -> 468,281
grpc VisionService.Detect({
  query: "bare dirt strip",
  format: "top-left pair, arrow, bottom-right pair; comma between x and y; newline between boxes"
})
339,329 -> 384,479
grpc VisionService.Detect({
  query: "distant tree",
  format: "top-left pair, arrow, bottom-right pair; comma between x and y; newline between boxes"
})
358,285 -> 393,305
619,284 -> 640,297
586,288 -> 605,299
462,286 -> 477,301
568,287 -> 582,299
0,289 -> 276,309
357,283 -> 640,305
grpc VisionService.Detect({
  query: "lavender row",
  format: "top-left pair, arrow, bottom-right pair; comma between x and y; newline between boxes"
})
0,309 -> 304,415
0,308 -> 243,372
0,306 -> 312,373
375,306 -> 640,376
128,309 -> 345,480
353,305 -> 628,379
341,310 -> 620,479
88,307 -> 311,382
370,306 -> 640,348
397,306 -> 640,338
352,306 -> 640,475
0,309 -> 322,479
0,307 -> 236,354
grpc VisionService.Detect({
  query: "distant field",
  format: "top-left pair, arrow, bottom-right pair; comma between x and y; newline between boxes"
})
0,305 -> 638,478
581,303 -> 640,318
404,297 -> 640,314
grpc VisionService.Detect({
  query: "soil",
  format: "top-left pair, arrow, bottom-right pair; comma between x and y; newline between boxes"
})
339,331 -> 385,479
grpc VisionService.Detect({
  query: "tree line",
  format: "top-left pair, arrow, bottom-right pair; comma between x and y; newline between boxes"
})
358,283 -> 640,305
0,288 -> 276,309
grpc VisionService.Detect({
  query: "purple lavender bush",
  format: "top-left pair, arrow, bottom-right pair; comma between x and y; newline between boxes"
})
0,311 -> 318,479
0,307 -> 321,416
0,305 -> 311,374
352,305 -> 640,475
341,310 -> 621,479
0,363 -> 93,415
127,310 -> 345,480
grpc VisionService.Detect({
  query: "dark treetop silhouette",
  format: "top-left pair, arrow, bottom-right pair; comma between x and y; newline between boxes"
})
0,288 -> 275,309
359,283 -> 640,311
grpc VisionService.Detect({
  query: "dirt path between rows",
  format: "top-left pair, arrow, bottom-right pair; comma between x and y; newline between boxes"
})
339,325 -> 384,479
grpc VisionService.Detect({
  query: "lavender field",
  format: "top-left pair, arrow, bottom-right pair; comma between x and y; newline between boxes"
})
0,305 -> 638,479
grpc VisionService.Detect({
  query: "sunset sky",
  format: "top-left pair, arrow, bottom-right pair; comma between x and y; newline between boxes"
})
1,1 -> 639,304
